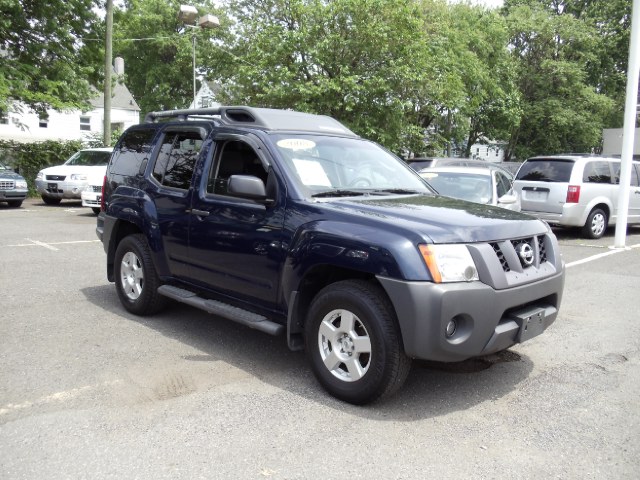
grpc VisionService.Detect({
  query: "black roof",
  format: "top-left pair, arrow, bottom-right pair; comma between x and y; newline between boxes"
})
144,106 -> 358,137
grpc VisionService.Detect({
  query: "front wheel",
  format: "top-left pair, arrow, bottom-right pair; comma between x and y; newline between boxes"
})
305,280 -> 411,404
114,234 -> 167,315
583,207 -> 608,239
7,200 -> 23,208
91,207 -> 100,214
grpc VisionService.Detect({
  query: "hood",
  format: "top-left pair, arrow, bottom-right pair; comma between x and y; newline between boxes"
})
40,165 -> 107,176
0,169 -> 25,181
321,194 -> 546,244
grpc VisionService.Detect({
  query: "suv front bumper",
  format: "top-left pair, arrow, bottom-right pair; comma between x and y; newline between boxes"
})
378,268 -> 565,362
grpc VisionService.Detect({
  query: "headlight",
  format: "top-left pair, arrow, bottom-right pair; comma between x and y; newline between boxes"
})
15,180 -> 28,189
36,171 -> 43,180
70,174 -> 88,181
419,244 -> 479,283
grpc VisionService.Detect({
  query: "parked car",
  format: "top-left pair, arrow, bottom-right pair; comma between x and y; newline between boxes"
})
420,166 -> 521,211
409,157 -> 520,176
97,106 -> 565,404
0,160 -> 29,207
81,173 -> 106,214
513,154 -> 640,239
35,147 -> 112,205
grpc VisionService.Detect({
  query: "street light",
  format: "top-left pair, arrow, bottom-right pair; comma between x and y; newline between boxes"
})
178,4 -> 220,107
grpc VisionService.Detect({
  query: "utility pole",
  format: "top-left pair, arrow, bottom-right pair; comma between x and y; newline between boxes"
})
103,0 -> 113,147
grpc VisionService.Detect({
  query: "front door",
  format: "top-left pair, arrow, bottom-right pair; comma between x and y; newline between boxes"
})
187,134 -> 286,309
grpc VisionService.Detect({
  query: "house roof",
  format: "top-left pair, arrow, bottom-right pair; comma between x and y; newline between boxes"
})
89,81 -> 139,111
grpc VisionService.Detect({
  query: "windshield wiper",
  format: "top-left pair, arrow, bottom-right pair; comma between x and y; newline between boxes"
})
311,189 -> 371,198
372,188 -> 424,195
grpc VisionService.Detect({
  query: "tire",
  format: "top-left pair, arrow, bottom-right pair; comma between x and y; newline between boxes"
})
582,207 -> 608,239
41,195 -> 61,205
7,200 -> 23,208
91,207 -> 100,214
305,279 -> 411,404
114,234 -> 167,315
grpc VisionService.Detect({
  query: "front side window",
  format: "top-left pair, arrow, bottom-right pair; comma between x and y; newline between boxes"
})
496,171 -> 511,197
152,131 -> 203,190
207,140 -> 267,195
582,161 -> 612,184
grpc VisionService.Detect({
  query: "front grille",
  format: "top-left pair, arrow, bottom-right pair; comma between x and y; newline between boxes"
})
46,175 -> 66,181
491,235 -> 548,273
0,180 -> 14,190
91,185 -> 101,192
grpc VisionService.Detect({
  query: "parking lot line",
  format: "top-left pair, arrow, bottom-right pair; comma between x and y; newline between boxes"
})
3,239 -> 101,250
566,242 -> 640,268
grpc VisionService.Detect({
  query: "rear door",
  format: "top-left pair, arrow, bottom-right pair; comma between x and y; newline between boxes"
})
613,161 -> 640,223
514,158 -> 575,214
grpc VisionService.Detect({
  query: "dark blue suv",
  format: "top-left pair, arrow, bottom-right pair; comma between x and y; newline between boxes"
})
97,107 -> 565,404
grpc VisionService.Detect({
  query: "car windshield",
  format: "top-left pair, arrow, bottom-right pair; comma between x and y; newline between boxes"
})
421,171 -> 493,204
272,134 -> 432,197
0,160 -> 10,170
64,150 -> 111,166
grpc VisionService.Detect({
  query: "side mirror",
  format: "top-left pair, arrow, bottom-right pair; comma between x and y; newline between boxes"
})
498,193 -> 517,205
228,174 -> 271,203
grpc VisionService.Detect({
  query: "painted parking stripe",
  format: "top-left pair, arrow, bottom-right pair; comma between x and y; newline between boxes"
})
566,243 -> 640,268
4,239 -> 100,249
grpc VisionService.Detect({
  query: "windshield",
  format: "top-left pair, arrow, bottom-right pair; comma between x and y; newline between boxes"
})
64,150 -> 111,166
0,160 -> 8,170
422,171 -> 493,204
272,134 -> 432,197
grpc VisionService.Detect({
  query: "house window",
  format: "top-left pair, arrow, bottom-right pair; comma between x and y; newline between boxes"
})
80,116 -> 91,131
0,109 -> 8,125
39,114 -> 48,128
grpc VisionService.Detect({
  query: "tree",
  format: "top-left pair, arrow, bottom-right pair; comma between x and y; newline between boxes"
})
112,0 -> 227,114
503,0 -> 615,160
216,0 -> 445,153
0,0 -> 101,115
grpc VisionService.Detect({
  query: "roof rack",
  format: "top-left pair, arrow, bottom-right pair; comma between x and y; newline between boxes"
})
144,106 -> 357,137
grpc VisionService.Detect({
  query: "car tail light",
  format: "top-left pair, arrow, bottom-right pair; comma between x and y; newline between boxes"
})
101,175 -> 106,211
566,185 -> 580,203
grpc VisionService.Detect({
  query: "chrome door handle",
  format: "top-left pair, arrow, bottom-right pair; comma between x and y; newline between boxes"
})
187,209 -> 210,217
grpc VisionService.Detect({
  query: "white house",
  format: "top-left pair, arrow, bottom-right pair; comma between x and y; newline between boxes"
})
188,81 -> 222,109
0,58 -> 139,143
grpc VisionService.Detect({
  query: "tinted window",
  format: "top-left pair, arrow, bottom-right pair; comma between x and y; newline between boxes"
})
152,131 -> 203,190
516,159 -> 574,182
582,161 -> 612,184
109,129 -> 157,176
613,162 -> 640,187
496,171 -> 511,197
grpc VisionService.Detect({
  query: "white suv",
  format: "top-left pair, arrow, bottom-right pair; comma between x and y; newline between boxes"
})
35,147 -> 112,205
513,155 -> 640,238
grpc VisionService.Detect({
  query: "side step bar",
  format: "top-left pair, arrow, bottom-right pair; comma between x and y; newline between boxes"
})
158,285 -> 284,336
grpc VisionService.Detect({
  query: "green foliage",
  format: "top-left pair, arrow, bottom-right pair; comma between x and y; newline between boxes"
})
113,0 -> 228,114
503,0 -> 616,160
0,140 -> 83,195
0,0 -> 102,114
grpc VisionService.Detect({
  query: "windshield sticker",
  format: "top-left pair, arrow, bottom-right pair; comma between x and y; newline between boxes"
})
277,139 -> 316,150
292,158 -> 332,187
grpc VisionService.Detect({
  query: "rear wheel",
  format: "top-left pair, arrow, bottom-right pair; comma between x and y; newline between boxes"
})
583,207 -> 607,239
305,280 -> 411,404
41,195 -> 61,205
114,234 -> 167,315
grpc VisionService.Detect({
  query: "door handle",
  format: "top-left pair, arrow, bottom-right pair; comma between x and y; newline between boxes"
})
187,209 -> 210,217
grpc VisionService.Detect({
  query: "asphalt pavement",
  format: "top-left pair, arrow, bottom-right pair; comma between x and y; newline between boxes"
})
1,198 -> 639,479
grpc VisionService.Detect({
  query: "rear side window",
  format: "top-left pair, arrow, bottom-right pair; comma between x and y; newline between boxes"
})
582,161 -> 612,184
613,162 -> 640,187
152,131 -> 203,190
516,159 -> 574,182
109,129 -> 157,176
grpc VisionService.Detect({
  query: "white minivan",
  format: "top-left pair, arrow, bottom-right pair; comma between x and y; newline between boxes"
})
513,155 -> 640,239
